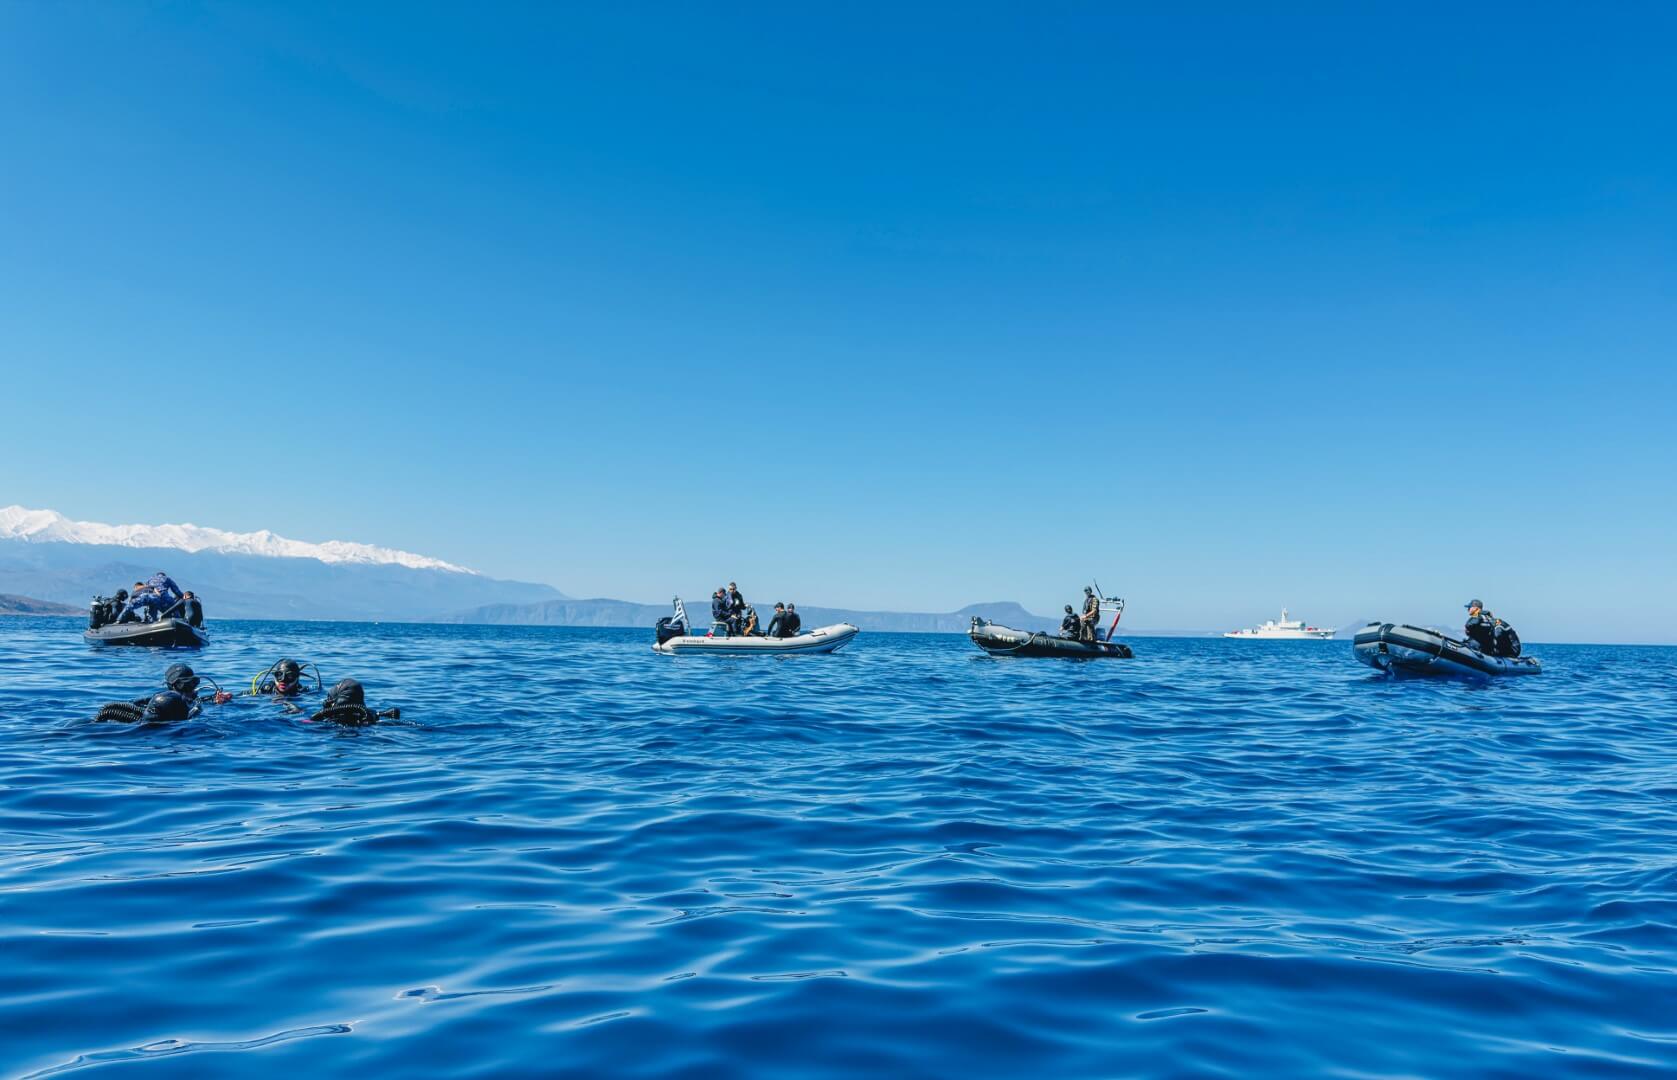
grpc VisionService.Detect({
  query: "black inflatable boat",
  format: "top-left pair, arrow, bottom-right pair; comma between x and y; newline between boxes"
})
968,617 -> 1134,659
1353,622 -> 1538,678
84,618 -> 208,649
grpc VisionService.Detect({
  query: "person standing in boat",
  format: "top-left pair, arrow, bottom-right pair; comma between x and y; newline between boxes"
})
725,582 -> 747,634
148,571 -> 183,607
1078,586 -> 1101,643
1061,605 -> 1081,639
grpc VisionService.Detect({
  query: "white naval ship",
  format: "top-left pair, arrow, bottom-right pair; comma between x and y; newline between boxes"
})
1224,609 -> 1336,640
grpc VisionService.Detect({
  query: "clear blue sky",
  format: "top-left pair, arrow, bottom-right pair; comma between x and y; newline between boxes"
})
2,4 -> 1673,641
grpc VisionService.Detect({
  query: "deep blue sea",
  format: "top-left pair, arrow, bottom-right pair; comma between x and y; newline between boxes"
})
3,617 -> 1675,1078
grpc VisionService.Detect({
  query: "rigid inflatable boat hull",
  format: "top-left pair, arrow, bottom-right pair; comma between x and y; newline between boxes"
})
968,620 -> 1133,659
84,619 -> 207,649
653,623 -> 860,655
1353,622 -> 1538,679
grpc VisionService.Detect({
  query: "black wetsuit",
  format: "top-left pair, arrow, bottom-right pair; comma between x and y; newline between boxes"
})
1061,614 -> 1080,639
182,597 -> 203,628
1464,612 -> 1497,652
782,610 -> 801,636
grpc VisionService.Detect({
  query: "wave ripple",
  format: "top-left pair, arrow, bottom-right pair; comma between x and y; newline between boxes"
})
3,620 -> 1675,1076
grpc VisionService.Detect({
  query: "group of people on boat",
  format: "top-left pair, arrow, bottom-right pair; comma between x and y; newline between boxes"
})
708,583 -> 803,638
88,571 -> 203,629
1058,586 -> 1105,643
96,659 -> 399,725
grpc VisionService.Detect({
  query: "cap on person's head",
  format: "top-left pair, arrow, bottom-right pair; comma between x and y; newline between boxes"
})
1065,605 -> 1075,614
1085,586 -> 1094,594
1465,599 -> 1483,610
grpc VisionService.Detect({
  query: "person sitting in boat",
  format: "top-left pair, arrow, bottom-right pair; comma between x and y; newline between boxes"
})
180,591 -> 203,628
741,605 -> 761,636
766,602 -> 789,638
1061,605 -> 1081,639
781,603 -> 802,636
90,589 -> 128,628
1079,587 -> 1101,643
1463,600 -> 1497,652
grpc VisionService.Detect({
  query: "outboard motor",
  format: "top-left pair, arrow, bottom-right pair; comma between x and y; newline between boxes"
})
655,616 -> 686,646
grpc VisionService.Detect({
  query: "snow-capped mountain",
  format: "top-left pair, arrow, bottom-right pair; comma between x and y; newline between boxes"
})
0,506 -> 475,573
0,506 -> 563,621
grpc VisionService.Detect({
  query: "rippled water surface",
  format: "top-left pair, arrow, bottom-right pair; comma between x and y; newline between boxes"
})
3,617 -> 1676,1077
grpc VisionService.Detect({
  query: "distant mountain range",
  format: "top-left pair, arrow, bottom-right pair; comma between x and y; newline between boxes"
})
0,506 -> 560,621
0,505 -> 1213,634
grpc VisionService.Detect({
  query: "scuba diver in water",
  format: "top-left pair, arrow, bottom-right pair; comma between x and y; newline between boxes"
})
308,678 -> 401,726
1061,605 -> 1081,639
95,663 -> 232,722
255,659 -> 313,697
249,659 -> 323,713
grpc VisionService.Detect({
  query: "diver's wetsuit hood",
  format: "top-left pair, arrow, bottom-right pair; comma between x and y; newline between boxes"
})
325,678 -> 365,709
272,659 -> 304,694
164,663 -> 199,696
